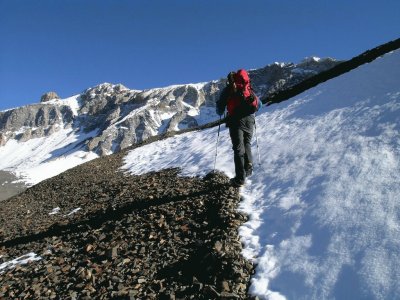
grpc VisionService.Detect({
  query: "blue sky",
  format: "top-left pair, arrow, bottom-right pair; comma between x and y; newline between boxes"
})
0,0 -> 399,110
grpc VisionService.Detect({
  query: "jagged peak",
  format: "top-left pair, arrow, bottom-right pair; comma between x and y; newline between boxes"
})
267,56 -> 338,69
273,62 -> 287,68
84,82 -> 130,94
148,82 -> 208,92
40,91 -> 60,103
297,56 -> 337,67
301,56 -> 321,63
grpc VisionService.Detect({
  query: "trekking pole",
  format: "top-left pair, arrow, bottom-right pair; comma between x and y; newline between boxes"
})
254,114 -> 261,166
213,115 -> 222,172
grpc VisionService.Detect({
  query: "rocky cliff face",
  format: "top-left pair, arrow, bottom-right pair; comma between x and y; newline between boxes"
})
0,104 -> 74,145
40,91 -> 60,103
0,57 -> 340,155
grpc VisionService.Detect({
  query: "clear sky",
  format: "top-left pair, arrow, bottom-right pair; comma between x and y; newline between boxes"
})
0,0 -> 399,111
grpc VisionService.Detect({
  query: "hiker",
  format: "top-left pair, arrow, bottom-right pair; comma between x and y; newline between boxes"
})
216,69 -> 261,187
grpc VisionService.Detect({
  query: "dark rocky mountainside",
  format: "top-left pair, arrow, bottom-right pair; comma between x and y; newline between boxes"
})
0,136 -> 254,299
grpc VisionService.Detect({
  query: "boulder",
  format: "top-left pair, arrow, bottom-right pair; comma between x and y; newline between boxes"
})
40,92 -> 60,103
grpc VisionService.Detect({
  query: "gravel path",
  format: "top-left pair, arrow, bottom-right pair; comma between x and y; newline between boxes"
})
0,142 -> 254,299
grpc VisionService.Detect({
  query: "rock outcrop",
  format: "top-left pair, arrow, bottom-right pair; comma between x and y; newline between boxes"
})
40,91 -> 60,103
0,105 -> 74,145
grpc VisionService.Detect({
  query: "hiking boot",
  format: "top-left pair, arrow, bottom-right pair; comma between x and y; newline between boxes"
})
245,163 -> 253,177
230,177 -> 245,187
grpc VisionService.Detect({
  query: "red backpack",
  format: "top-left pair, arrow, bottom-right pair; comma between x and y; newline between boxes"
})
229,69 -> 260,114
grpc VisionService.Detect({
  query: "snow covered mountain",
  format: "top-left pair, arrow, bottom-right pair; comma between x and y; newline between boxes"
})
0,57 -> 339,198
0,57 -> 338,154
122,49 -> 400,299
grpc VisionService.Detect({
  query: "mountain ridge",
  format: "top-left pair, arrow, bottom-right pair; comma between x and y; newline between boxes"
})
0,57 -> 340,156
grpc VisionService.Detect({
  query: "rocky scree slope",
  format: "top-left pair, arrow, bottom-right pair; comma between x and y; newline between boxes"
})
0,135 -> 254,299
0,57 -> 339,155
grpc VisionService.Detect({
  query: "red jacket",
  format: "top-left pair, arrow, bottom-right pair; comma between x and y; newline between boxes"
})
227,69 -> 252,116
216,69 -> 259,118
226,91 -> 242,116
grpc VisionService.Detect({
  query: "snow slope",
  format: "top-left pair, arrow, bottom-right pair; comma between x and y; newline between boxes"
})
123,49 -> 400,299
0,94 -> 100,186
0,127 -> 98,186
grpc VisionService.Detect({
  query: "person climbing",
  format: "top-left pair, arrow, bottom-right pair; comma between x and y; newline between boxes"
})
216,69 -> 261,187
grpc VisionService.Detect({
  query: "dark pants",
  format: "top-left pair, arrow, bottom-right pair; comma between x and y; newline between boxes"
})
228,115 -> 254,182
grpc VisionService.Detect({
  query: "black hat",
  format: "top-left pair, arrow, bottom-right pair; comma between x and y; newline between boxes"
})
227,71 -> 235,85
